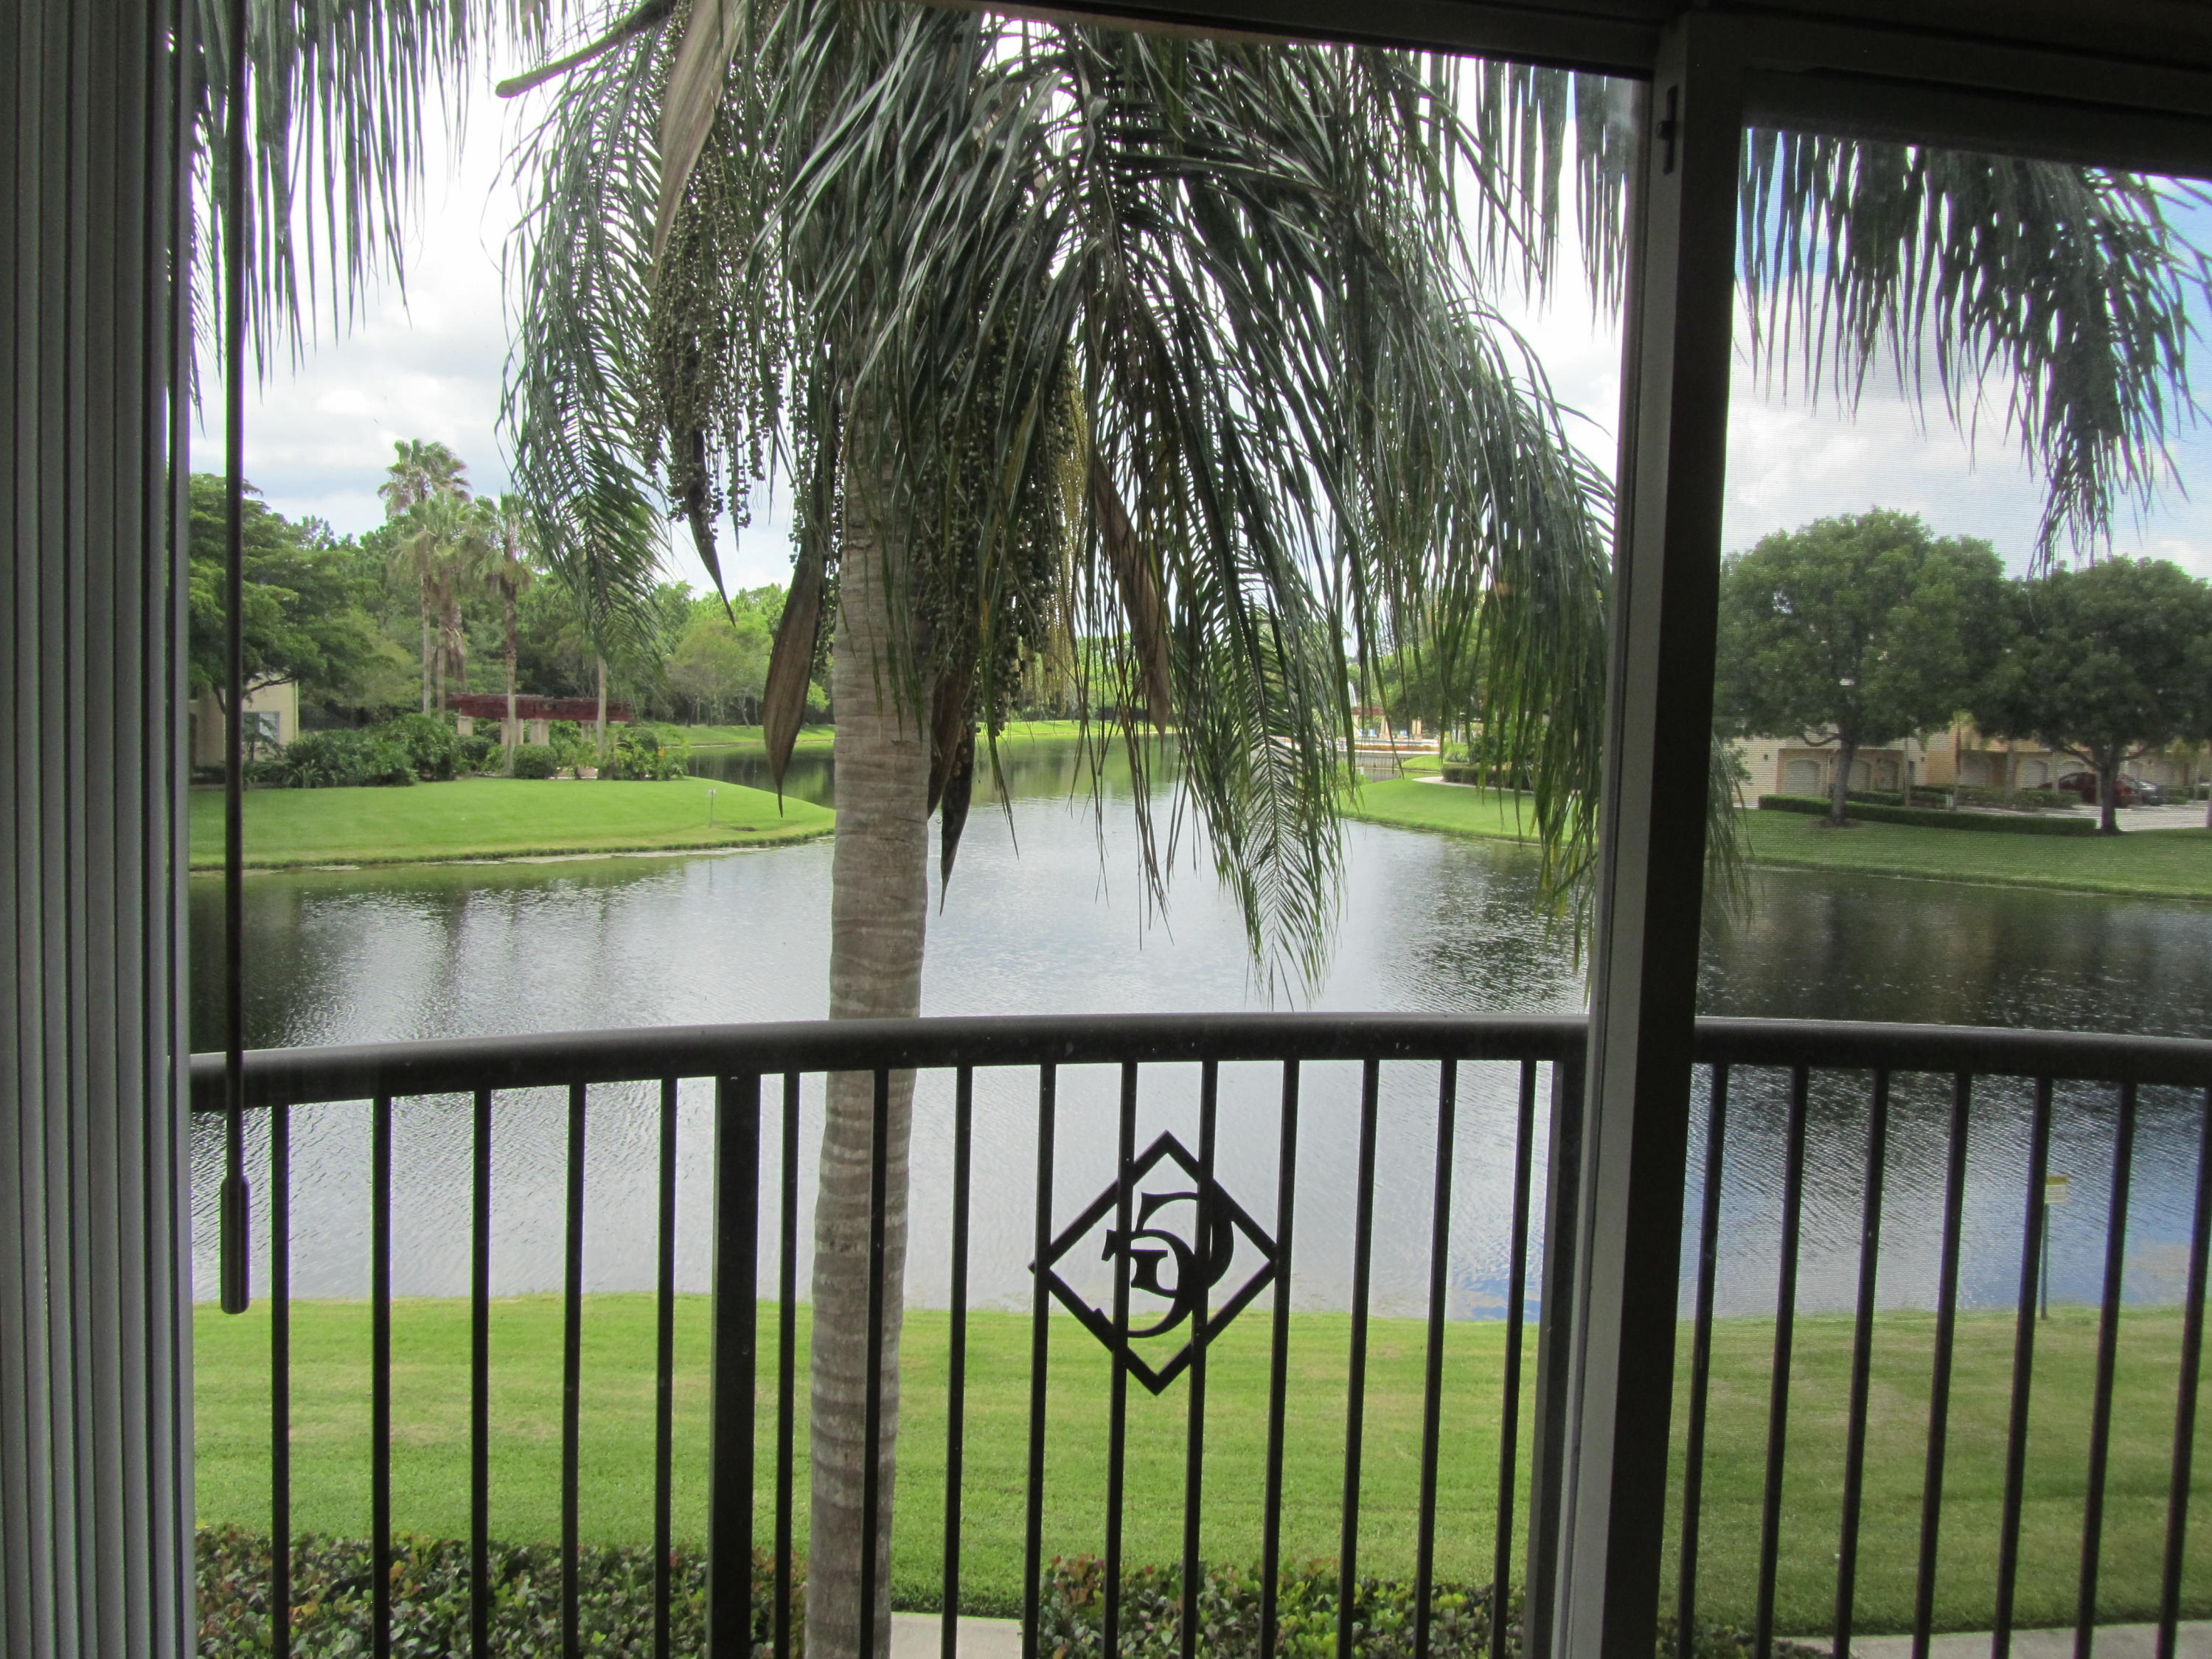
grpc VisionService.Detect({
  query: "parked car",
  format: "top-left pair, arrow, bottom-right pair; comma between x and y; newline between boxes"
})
2055,771 -> 2158,807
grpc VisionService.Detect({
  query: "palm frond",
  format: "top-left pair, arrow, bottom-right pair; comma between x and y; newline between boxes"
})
193,0 -> 525,363
501,11 -> 670,650
1739,140 -> 2210,557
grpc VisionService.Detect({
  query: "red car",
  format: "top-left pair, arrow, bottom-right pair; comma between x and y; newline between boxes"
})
2056,771 -> 2152,807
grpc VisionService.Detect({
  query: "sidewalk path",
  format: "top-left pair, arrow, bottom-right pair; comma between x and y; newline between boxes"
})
1851,1623 -> 2212,1659
890,1613 -> 1024,1659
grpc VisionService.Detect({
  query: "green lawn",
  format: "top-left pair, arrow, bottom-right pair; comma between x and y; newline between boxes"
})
671,722 -> 840,750
1340,779 -> 1539,843
194,1299 -> 2212,1633
1739,809 -> 2212,900
189,776 -> 832,870
1343,779 -> 2212,901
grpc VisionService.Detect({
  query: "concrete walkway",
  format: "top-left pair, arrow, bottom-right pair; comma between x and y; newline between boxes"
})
1851,1624 -> 2212,1659
888,1612 -> 1026,1659
2093,804 -> 2209,831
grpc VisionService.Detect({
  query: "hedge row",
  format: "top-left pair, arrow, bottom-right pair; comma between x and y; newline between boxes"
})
1843,786 -> 2072,813
193,1526 -> 1818,1658
1757,795 -> 2098,835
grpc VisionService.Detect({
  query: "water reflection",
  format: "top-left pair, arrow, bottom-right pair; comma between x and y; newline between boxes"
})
193,745 -> 2212,1323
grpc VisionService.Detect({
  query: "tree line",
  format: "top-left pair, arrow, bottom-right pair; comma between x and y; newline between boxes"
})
186,441 -> 833,753
1714,508 -> 2212,834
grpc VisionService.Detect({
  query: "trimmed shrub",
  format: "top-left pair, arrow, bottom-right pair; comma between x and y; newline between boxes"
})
1037,1557 -> 1823,1659
1838,787 -> 2070,813
193,1528 -> 1810,1659
1758,794 -> 2096,835
194,1526 -> 785,1658
256,728 -> 415,789
509,742 -> 560,780
458,731 -> 502,773
1441,765 -> 1532,789
385,712 -> 465,781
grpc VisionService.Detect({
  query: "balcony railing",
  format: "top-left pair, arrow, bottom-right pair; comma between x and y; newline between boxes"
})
187,1013 -> 2212,1659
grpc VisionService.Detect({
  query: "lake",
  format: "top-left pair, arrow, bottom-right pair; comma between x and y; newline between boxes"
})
190,741 -> 2212,1329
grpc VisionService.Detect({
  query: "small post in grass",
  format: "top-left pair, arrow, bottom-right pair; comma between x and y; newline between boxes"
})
2043,1172 -> 2070,1319
708,788 -> 717,829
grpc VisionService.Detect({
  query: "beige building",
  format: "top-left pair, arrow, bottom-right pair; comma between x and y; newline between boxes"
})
1735,720 -> 2208,800
189,680 -> 299,767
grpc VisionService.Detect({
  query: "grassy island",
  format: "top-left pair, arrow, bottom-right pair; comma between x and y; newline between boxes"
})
1343,778 -> 2212,901
188,775 -> 832,871
1340,777 -> 1541,843
674,718 -> 1094,751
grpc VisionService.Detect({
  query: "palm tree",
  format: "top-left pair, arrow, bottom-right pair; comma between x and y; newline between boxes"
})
479,495 -> 540,768
377,437 -> 470,517
498,17 -> 1621,1644
380,439 -> 473,711
203,9 -> 2207,1649
389,490 -> 490,713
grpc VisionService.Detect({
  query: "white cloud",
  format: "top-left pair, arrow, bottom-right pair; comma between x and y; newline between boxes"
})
237,113 -> 518,532
1503,275 -> 2212,578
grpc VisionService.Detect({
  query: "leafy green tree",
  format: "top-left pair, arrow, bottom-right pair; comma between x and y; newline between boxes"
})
665,608 -> 771,724
1975,557 -> 2212,832
185,475 -> 397,726
1717,511 -> 2008,827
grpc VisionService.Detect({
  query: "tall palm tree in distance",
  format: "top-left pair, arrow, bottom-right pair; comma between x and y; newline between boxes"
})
378,439 -> 473,711
389,490 -> 489,712
201,7 -> 2209,1649
479,494 -> 540,768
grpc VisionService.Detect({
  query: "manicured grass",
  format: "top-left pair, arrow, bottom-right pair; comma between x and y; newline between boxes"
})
1739,809 -> 2212,900
193,1299 -> 2212,1632
672,722 -> 839,750
1338,779 -> 1540,843
188,776 -> 832,870
1342,779 -> 2212,900
675,720 -> 1095,751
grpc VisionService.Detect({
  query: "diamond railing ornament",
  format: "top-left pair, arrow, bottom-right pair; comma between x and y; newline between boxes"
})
1034,1131 -> 1279,1395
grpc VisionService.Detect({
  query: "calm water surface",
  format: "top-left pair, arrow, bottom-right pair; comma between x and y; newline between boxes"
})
192,742 -> 2212,1328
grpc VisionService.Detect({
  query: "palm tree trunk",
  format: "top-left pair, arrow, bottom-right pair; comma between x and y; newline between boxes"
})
420,582 -> 434,714
594,655 -> 608,764
444,598 -> 467,710
807,450 -> 928,1659
504,588 -> 520,776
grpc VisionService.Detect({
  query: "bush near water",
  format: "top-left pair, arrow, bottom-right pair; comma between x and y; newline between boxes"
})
247,714 -> 693,790
193,1526 -> 1816,1658
1757,794 -> 2098,835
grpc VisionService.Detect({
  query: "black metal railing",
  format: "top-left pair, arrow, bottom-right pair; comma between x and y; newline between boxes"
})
187,1012 -> 2212,1659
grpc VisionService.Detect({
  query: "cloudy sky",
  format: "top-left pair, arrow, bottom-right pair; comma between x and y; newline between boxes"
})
231,71 -> 2212,594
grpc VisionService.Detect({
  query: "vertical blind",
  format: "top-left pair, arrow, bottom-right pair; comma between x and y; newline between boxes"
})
0,0 -> 195,1653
